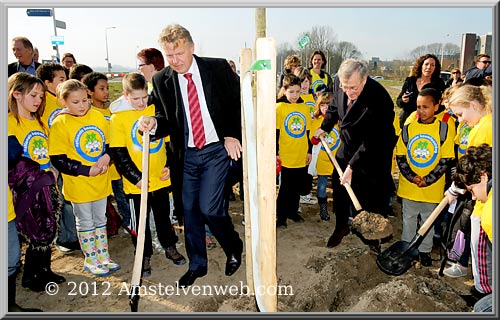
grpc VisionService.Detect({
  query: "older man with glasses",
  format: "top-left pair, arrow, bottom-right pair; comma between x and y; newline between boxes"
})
464,54 -> 492,83
314,59 -> 397,250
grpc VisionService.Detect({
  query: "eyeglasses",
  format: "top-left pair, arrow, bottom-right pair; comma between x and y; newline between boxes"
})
479,60 -> 492,64
339,81 -> 363,92
138,63 -> 147,67
452,72 -> 460,74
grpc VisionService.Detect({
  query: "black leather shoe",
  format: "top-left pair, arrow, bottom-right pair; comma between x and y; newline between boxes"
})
178,269 -> 207,288
326,225 -> 350,248
225,253 -> 242,276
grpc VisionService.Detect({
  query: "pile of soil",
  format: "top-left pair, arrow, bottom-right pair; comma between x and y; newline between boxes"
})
15,182 -> 475,313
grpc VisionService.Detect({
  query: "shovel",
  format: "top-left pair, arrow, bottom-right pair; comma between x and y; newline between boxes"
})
376,197 -> 448,276
319,136 -> 392,240
129,131 -> 150,312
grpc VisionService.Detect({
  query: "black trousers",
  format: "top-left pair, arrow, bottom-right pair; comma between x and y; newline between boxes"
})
127,186 -> 178,258
277,166 -> 307,223
183,143 -> 242,272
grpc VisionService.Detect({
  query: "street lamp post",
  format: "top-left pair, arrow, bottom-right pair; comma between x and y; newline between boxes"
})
440,33 -> 450,69
105,26 -> 116,73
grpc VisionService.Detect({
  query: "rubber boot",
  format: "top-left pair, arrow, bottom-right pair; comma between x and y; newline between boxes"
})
39,245 -> 66,284
95,225 -> 121,271
78,229 -> 110,276
318,197 -> 330,221
21,244 -> 47,292
8,274 -> 42,312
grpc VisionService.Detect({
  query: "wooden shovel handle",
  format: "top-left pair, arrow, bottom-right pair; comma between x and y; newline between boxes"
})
131,132 -> 150,286
417,197 -> 449,237
320,135 -> 362,211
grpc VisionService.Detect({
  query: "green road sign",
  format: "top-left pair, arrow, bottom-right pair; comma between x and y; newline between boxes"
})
298,34 -> 310,48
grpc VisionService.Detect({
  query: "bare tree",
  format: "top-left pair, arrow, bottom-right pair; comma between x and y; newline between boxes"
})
408,42 -> 460,62
296,25 -> 338,71
328,41 -> 361,74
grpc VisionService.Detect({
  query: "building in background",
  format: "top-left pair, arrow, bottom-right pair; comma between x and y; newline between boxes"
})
460,33 -> 492,73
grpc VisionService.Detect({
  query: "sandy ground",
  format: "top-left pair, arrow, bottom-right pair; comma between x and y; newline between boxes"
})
15,180 -> 475,313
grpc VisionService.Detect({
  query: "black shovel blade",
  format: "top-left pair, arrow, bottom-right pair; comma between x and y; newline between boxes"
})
376,238 -> 420,276
129,285 -> 141,312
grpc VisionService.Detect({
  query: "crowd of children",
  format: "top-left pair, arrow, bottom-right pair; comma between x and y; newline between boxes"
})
7,47 -> 493,313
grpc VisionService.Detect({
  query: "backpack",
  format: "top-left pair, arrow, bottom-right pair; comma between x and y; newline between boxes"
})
8,157 -> 61,245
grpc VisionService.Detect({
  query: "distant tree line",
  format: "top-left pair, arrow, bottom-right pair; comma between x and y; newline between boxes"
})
276,25 -> 460,76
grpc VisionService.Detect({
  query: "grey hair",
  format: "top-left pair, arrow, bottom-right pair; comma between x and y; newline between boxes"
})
337,59 -> 368,81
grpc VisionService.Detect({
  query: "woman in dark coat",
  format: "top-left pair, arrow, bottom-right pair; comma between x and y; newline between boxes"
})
396,54 -> 445,128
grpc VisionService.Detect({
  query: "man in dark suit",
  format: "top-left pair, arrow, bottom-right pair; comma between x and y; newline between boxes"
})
139,24 -> 243,288
314,59 -> 396,249
8,37 -> 41,77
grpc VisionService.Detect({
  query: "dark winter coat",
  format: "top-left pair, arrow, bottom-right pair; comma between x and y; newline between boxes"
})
321,76 -> 397,211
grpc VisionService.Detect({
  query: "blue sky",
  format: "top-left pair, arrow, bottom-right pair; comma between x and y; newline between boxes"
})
7,7 -> 493,70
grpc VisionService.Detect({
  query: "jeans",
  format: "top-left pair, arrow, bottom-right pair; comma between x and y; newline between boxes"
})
8,220 -> 21,277
112,178 -> 131,227
72,198 -> 107,231
473,294 -> 492,312
317,175 -> 329,198
57,175 -> 78,244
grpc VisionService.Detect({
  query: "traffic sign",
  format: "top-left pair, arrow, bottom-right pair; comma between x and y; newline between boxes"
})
298,33 -> 311,48
51,36 -> 64,45
26,9 -> 52,17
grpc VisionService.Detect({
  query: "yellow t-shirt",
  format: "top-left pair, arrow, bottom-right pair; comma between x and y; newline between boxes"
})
301,93 -> 316,121
42,92 -> 63,129
481,189 -> 492,242
92,105 -> 120,180
109,104 -> 171,195
404,110 -> 457,140
455,121 -> 471,159
309,116 -> 339,176
276,101 -> 311,168
48,109 -> 111,203
395,119 -> 455,203
8,113 -> 50,170
310,69 -> 329,94
8,186 -> 16,222
467,113 -> 492,218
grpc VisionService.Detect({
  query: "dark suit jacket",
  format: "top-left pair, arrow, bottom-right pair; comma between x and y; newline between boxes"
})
321,76 -> 396,197
151,55 -> 241,166
8,61 -> 41,77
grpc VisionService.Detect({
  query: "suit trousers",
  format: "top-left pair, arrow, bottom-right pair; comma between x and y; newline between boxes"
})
183,142 -> 242,272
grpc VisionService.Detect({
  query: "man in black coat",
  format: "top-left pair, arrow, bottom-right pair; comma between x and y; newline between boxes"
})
139,24 -> 243,288
8,37 -> 41,77
315,59 -> 396,248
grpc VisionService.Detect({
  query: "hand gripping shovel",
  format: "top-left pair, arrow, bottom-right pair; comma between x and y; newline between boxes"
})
319,136 -> 392,240
376,197 -> 448,276
129,131 -> 150,312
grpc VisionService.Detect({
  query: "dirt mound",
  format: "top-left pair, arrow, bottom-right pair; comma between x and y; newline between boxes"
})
14,185 -> 474,313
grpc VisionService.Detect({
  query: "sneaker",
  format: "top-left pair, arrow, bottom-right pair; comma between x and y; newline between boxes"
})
288,213 -> 305,222
300,194 -> 318,205
142,256 -> 152,277
56,240 -> 80,254
165,246 -> 187,265
205,236 -> 217,249
241,218 -> 246,226
297,205 -> 303,213
276,220 -> 287,229
419,252 -> 432,267
443,263 -> 469,278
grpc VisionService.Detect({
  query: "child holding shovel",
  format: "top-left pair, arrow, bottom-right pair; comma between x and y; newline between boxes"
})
395,88 -> 455,267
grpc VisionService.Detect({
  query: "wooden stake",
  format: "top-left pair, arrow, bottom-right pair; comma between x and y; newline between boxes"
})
255,37 -> 277,312
240,48 -> 254,296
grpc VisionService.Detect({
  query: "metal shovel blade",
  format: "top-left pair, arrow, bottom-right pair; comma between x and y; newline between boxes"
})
376,236 -> 421,276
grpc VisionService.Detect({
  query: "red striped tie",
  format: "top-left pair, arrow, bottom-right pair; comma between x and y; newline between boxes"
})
184,73 -> 206,149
